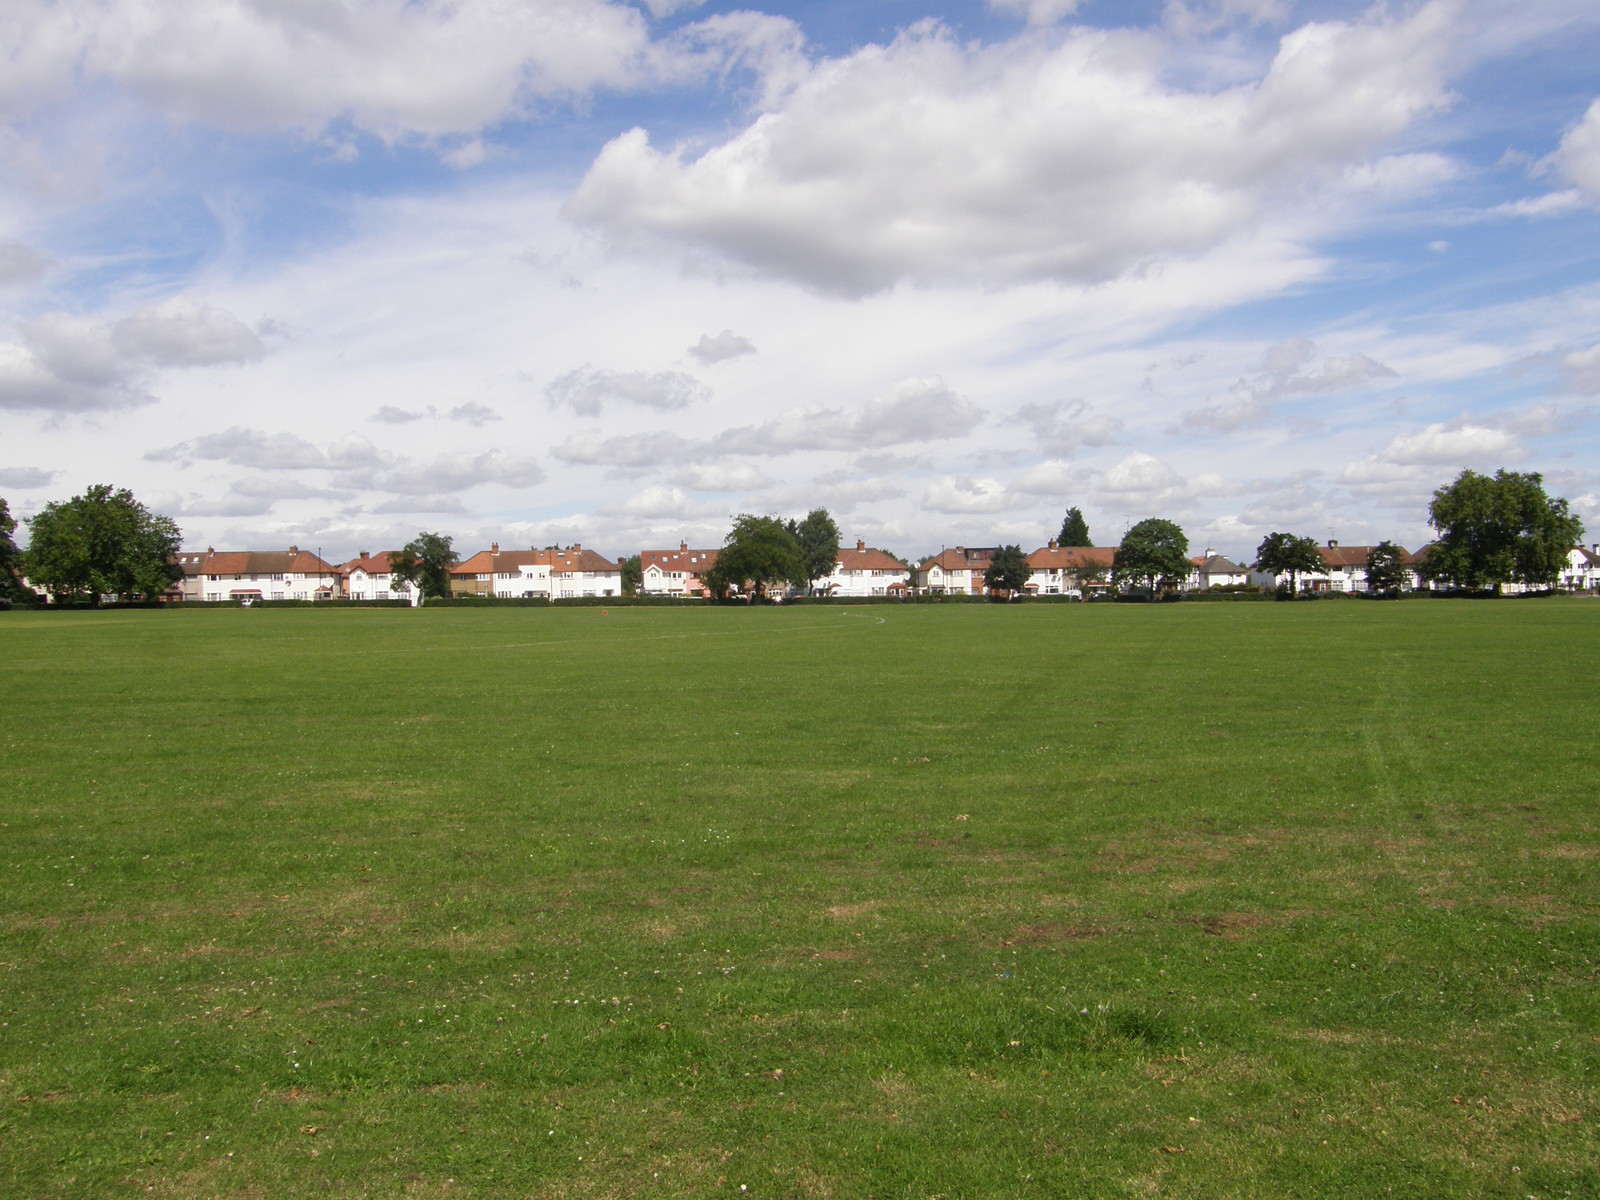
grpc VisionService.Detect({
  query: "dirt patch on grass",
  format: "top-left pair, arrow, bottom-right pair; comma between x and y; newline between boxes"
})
1180,911 -> 1311,939
826,901 -> 880,921
999,922 -> 1114,946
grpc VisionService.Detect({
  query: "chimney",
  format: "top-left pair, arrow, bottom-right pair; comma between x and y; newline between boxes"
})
856,538 -> 865,552
681,540 -> 688,551
1048,538 -> 1058,550
359,550 -> 369,560
955,546 -> 965,555
572,543 -> 581,551
491,542 -> 499,554
1328,539 -> 1338,548
289,545 -> 299,555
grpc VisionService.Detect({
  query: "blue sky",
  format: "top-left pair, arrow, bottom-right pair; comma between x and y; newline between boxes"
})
2,0 -> 1598,564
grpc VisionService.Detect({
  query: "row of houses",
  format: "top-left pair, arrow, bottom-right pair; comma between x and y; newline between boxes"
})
169,537 -> 1600,604
172,544 -> 627,604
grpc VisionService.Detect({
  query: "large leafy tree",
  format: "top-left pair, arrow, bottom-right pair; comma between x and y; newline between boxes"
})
707,514 -> 802,600
1058,506 -> 1092,546
390,532 -> 455,601
983,544 -> 1032,596
1365,541 -> 1408,597
620,553 -> 642,596
0,497 -> 26,600
1253,531 -> 1323,595
24,484 -> 182,603
788,508 -> 841,593
1423,469 -> 1583,591
1114,518 -> 1189,593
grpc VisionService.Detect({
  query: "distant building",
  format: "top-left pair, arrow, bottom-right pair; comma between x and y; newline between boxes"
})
182,547 -> 339,602
817,540 -> 911,597
639,543 -> 721,597
1188,553 -> 1250,591
334,551 -> 420,603
917,546 -> 997,595
451,543 -> 623,599
1024,542 -> 1116,596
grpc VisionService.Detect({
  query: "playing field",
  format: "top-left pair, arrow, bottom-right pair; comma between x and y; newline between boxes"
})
1,600 -> 1596,1198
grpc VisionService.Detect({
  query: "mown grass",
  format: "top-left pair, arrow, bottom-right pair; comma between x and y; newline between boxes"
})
0,599 -> 1596,1198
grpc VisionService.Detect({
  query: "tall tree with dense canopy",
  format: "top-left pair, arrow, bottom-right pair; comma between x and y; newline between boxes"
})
707,514 -> 802,600
0,497 -> 26,601
1423,469 -> 1583,591
1253,531 -> 1324,596
982,544 -> 1032,597
788,508 -> 841,594
620,554 -> 642,596
1058,506 -> 1092,546
24,484 -> 182,603
389,532 -> 455,601
1365,541 -> 1408,597
1114,518 -> 1189,593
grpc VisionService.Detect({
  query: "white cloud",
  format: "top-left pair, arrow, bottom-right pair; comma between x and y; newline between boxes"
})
988,0 -> 1084,27
1183,338 -> 1397,432
672,463 -> 771,492
714,377 -> 982,455
1564,343 -> 1600,394
0,0 -> 668,139
0,241 -> 51,286
546,365 -> 710,415
0,302 -> 264,413
919,475 -> 1024,515
1555,97 -> 1600,201
568,4 -> 1457,294
354,449 -> 546,495
552,431 -> 698,467
600,485 -> 719,519
1379,422 -> 1521,465
1013,399 -> 1123,455
1095,451 -> 1236,509
147,429 -> 385,470
0,466 -> 56,489
688,329 -> 756,364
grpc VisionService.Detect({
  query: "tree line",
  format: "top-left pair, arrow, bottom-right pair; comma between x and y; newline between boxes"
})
0,469 -> 1585,605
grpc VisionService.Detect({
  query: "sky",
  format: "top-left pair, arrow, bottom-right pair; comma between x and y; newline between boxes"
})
2,0 -> 1598,566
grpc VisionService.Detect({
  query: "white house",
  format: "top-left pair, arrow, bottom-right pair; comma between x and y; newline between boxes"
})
190,547 -> 339,602
336,551 -> 421,604
452,544 -> 622,599
1188,553 -> 1251,591
1251,541 -> 1420,593
1025,543 -> 1115,596
917,546 -> 996,595
816,540 -> 910,597
640,543 -> 720,597
551,546 -> 623,598
1561,546 -> 1600,591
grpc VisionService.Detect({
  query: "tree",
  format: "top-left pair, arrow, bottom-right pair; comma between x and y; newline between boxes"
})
983,544 -> 1032,597
0,497 -> 26,601
1253,531 -> 1323,596
1114,518 -> 1189,594
788,508 -> 841,593
390,532 -> 455,601
1058,506 -> 1092,546
24,484 -> 182,603
707,514 -> 802,600
1423,469 -> 1584,591
1365,541 -> 1408,597
620,553 -> 642,596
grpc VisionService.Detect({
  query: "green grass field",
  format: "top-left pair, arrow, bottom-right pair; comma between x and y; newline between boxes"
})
1,600 -> 1596,1198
